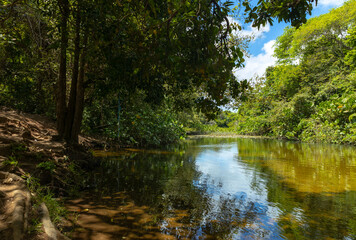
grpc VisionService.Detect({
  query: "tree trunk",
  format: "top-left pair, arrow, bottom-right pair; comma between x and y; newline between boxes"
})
64,3 -> 81,141
71,28 -> 88,143
56,0 -> 69,137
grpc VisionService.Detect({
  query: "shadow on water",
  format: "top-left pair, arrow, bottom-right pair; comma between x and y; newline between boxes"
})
66,138 -> 356,239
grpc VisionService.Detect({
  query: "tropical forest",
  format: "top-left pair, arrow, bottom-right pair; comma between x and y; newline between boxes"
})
0,0 -> 355,239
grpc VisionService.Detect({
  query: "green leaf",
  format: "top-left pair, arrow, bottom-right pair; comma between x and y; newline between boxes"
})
349,113 -> 356,122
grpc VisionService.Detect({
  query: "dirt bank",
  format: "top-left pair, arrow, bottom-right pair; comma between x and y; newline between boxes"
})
0,107 -> 101,239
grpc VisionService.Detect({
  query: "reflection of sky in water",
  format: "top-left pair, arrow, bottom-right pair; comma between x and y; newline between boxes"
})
195,143 -> 265,199
194,142 -> 284,239
77,138 -> 356,239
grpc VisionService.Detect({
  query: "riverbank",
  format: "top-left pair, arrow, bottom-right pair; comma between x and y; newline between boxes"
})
0,107 -> 103,239
187,132 -> 274,139
187,129 -> 356,145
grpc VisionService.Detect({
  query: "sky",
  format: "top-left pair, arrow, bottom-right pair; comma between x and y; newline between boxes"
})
233,0 -> 347,81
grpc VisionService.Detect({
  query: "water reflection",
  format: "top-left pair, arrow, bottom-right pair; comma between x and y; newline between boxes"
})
236,138 -> 356,193
66,138 -> 356,239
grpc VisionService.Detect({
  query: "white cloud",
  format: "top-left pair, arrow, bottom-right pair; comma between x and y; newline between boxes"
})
240,23 -> 270,40
228,17 -> 270,42
317,0 -> 345,7
234,40 -> 277,80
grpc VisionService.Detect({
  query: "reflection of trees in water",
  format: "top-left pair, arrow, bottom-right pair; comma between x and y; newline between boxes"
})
159,163 -> 252,239
235,138 -> 356,239
151,170 -> 277,239
90,153 -> 183,205
88,137 -> 356,239
89,140 -> 280,239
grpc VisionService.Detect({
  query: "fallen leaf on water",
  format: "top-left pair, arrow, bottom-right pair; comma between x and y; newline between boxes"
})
78,208 -> 89,213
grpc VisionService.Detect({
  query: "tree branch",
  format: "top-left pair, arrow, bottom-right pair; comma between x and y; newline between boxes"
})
0,0 -> 24,26
210,0 -> 230,40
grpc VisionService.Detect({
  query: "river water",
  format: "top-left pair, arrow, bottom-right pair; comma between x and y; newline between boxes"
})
66,137 -> 356,239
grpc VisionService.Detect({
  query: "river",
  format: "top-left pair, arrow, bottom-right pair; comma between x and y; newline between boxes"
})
65,137 -> 356,239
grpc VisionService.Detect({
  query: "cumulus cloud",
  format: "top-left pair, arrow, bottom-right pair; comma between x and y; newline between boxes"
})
317,0 -> 345,6
234,40 -> 277,80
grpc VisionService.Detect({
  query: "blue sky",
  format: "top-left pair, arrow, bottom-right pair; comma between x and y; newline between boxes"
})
232,0 -> 347,80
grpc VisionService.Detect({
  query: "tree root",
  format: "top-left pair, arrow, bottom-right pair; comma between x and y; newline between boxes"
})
38,203 -> 70,240
0,171 -> 69,240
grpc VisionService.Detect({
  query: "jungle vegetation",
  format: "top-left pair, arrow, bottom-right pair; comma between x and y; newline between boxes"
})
2,0 -> 347,147
235,0 -> 356,144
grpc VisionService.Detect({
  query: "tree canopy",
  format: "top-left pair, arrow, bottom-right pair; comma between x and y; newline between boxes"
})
236,0 -> 356,145
0,0 -> 320,144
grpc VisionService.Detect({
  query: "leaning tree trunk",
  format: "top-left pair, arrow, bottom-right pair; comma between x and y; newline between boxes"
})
64,3 -> 81,141
56,0 -> 69,137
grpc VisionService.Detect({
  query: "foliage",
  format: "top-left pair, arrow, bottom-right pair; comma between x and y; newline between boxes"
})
10,143 -> 28,153
27,218 -> 43,235
235,0 -> 356,144
119,98 -> 186,147
3,143 -> 31,168
24,174 -> 67,225
345,25 -> 356,68
4,156 -> 18,167
215,111 -> 239,128
177,110 -> 240,134
0,0 -> 322,145
265,64 -> 302,99
0,1 -> 57,115
36,161 -> 56,173
242,0 -> 317,28
82,91 -> 185,147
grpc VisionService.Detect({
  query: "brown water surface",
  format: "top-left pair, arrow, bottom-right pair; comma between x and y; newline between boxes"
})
66,138 -> 356,239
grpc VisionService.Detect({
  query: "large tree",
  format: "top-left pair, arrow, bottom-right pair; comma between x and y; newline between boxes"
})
1,0 -> 319,143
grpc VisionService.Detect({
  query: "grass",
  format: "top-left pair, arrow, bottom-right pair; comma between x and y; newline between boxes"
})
4,156 -> 18,167
24,174 -> 67,226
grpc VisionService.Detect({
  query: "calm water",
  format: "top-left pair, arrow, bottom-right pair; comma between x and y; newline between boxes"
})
66,138 -> 356,239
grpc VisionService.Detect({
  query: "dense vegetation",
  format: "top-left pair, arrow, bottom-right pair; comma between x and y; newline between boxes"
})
0,0 -> 329,146
235,0 -> 356,144
2,1 -> 354,238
